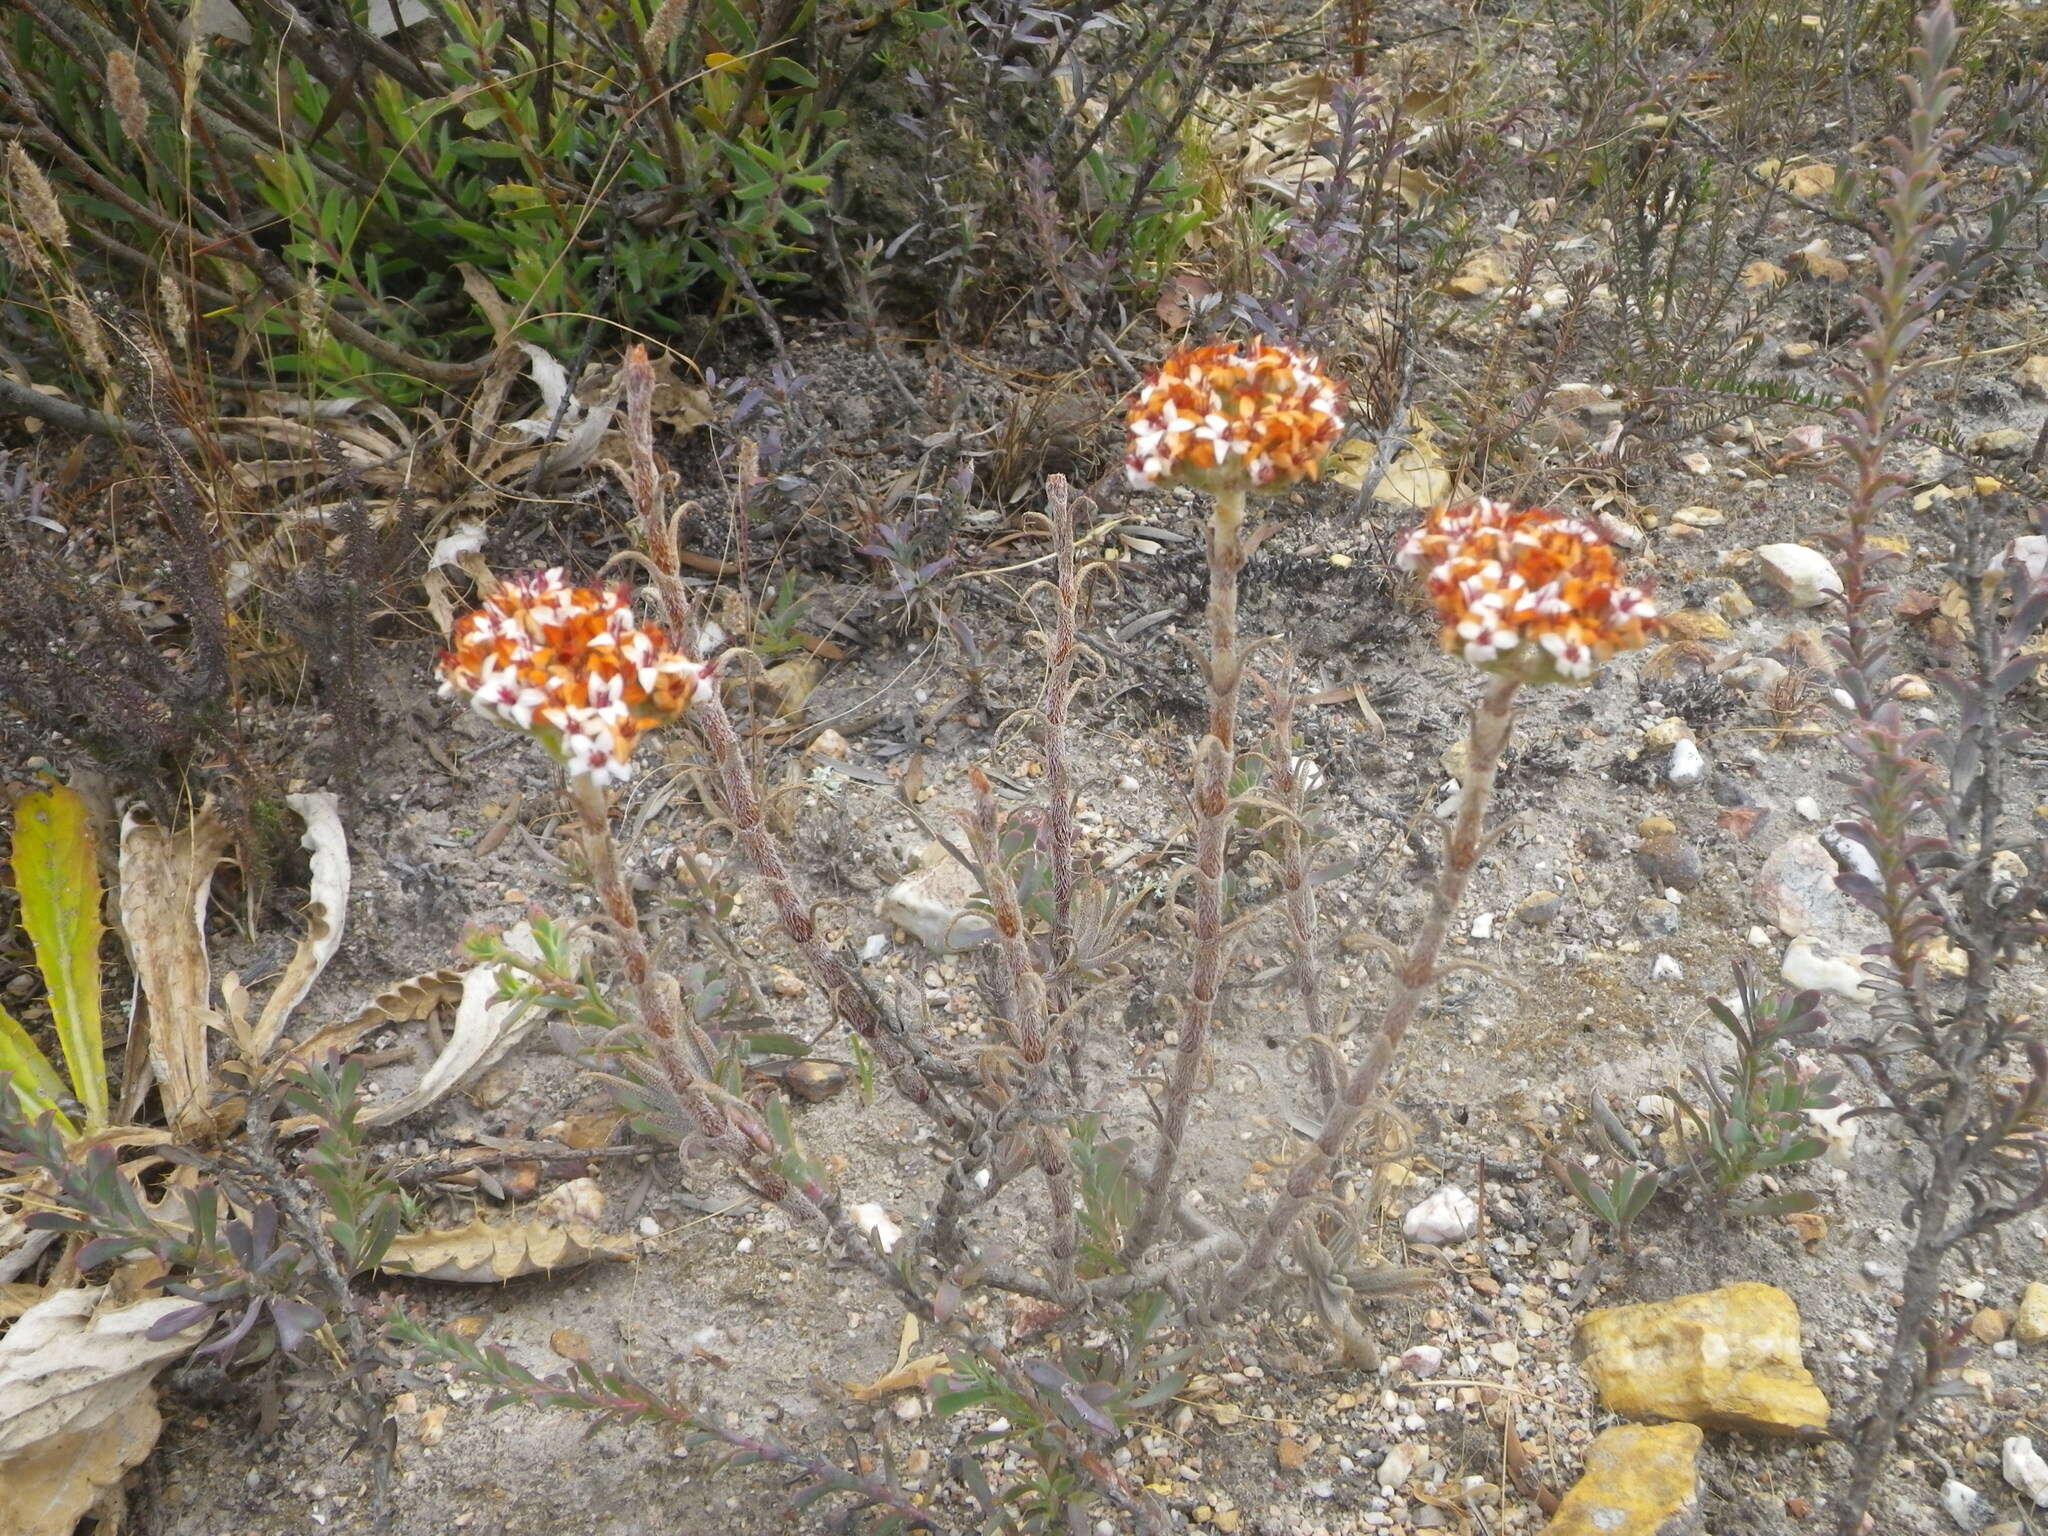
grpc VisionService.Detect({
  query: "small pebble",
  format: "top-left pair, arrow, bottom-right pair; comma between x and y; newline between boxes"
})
1942,1478 -> 1993,1532
1402,1186 -> 1479,1246
1636,898 -> 1680,937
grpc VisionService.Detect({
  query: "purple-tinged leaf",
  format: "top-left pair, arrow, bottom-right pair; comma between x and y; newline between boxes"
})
147,1303 -> 215,1341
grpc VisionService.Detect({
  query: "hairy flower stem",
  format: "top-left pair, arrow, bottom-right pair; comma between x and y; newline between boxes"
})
620,347 -> 695,638
1130,484 -> 1249,1254
1202,675 -> 1520,1318
1038,475 -> 1085,1088
970,767 -> 1079,1304
569,776 -> 714,1080
1267,665 -> 1337,1110
691,688 -> 969,1140
565,775 -> 777,1179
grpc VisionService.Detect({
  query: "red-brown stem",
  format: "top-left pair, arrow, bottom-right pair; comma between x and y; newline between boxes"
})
1200,674 -> 1520,1318
568,771 -> 1150,1524
621,345 -> 696,639
692,687 -> 968,1139
1038,475 -> 1084,1082
567,775 -> 774,1174
1267,668 -> 1337,1110
970,767 -> 1079,1304
1130,484 -> 1249,1254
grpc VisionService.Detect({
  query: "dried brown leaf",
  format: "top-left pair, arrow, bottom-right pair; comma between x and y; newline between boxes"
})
116,804 -> 233,1141
372,1216 -> 637,1282
245,793 -> 349,1059
359,922 -> 570,1126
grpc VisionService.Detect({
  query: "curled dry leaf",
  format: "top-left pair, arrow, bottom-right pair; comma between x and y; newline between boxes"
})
0,1287 -> 206,1536
115,803 -> 233,1141
847,1314 -> 946,1402
502,344 -> 617,477
278,966 -> 467,1078
242,792 -> 349,1060
360,922 -> 573,1126
424,522 -> 493,636
372,1215 -> 636,1283
1330,414 -> 1455,509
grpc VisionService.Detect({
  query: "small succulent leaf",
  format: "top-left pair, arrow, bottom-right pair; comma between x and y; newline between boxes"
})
11,786 -> 107,1126
0,1023 -> 71,1133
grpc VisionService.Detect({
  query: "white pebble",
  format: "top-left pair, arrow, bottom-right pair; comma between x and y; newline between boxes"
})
2005,1435 -> 2048,1507
1782,935 -> 1872,1001
1667,739 -> 1706,786
1757,543 -> 1844,607
1402,1186 -> 1479,1246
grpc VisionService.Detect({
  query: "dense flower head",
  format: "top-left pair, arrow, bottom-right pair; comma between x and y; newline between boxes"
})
439,570 -> 708,787
1397,500 -> 1656,683
1125,342 -> 1344,492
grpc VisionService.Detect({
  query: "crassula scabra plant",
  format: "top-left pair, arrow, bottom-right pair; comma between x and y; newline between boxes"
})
412,337 -> 1675,1529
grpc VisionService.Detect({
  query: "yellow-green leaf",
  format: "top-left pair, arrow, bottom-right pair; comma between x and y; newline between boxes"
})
0,1000 -> 73,1136
12,786 -> 106,1128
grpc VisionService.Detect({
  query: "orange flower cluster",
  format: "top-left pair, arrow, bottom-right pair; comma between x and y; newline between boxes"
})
1397,500 -> 1656,683
439,570 -> 707,787
1125,342 -> 1344,492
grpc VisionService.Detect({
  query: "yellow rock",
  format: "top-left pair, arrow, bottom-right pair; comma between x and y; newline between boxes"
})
1662,609 -> 1733,642
1789,241 -> 1850,283
1783,162 -> 1836,200
1576,1283 -> 1829,1437
2019,355 -> 2048,400
2016,1282 -> 2048,1345
1740,260 -> 1788,290
1444,250 -> 1512,298
1544,1423 -> 1703,1536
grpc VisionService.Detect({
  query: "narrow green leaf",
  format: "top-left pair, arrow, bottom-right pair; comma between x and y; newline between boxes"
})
0,1003 -> 73,1134
12,786 -> 106,1126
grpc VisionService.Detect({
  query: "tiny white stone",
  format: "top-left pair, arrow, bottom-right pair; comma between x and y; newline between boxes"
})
1782,935 -> 1872,1001
1651,953 -> 1683,982
1667,739 -> 1706,786
1402,1186 -> 1479,1246
852,1202 -> 903,1254
859,932 -> 889,961
1794,796 -> 1823,822
1398,1344 -> 1444,1376
1941,1477 -> 1992,1532
2007,1437 -> 2048,1508
1805,1104 -> 1860,1166
1757,543 -> 1845,607
638,1216 -> 662,1237
1471,912 -> 1495,940
1376,1442 -> 1424,1490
